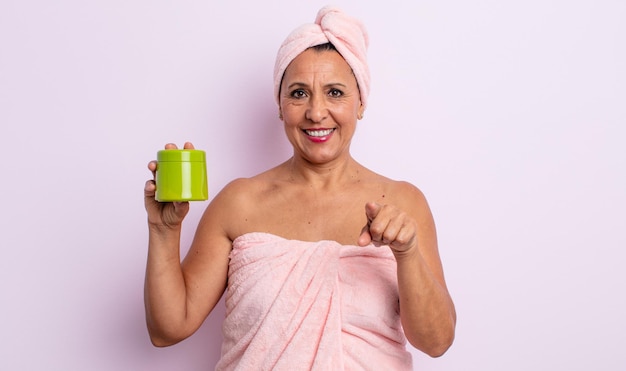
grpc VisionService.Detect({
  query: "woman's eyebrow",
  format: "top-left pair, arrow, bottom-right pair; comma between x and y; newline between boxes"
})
287,82 -> 348,90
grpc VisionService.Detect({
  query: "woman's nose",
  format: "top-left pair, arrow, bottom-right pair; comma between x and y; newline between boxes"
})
305,95 -> 328,123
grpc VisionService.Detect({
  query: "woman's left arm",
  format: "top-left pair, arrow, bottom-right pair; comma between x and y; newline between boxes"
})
358,183 -> 456,357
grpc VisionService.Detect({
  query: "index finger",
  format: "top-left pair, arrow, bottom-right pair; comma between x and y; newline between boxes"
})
364,202 -> 382,223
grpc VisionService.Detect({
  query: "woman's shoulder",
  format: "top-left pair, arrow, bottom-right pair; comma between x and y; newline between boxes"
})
211,177 -> 266,207
210,164 -> 287,206
204,165 -> 291,240
359,168 -> 430,213
361,166 -> 425,196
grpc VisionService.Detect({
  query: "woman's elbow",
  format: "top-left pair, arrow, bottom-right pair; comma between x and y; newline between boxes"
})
146,324 -> 187,348
409,330 -> 455,358
149,334 -> 179,348
425,336 -> 454,358
406,318 -> 456,358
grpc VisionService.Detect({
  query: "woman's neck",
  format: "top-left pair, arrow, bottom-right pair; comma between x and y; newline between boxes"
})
285,155 -> 364,190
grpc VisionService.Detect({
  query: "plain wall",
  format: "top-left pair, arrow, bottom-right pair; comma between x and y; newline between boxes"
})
1,0 -> 624,370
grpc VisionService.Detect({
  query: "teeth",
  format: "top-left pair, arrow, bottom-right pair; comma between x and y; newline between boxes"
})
305,129 -> 334,137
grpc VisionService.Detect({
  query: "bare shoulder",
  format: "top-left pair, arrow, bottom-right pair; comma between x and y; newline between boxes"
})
390,179 -> 429,208
212,176 -> 261,204
363,169 -> 430,212
392,180 -> 434,226
211,168 -> 281,208
200,166 -> 285,241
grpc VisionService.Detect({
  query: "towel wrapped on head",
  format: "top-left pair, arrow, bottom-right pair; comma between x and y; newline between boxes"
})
273,6 -> 371,109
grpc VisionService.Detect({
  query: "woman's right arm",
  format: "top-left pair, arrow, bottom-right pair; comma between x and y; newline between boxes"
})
143,143 -> 232,347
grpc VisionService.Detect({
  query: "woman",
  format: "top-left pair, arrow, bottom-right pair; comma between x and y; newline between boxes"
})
144,6 -> 455,370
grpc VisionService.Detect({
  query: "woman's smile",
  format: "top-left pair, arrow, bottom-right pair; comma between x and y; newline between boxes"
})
304,128 -> 336,142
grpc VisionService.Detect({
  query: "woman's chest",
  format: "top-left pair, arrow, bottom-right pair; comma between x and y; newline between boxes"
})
240,191 -> 375,244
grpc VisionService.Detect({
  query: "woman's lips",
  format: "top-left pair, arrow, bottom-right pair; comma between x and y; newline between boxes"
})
303,128 -> 335,142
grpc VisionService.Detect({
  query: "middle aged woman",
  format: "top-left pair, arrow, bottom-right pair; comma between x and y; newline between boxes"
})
144,6 -> 456,370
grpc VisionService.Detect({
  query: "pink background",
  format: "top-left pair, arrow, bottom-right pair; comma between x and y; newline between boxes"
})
1,0 -> 625,370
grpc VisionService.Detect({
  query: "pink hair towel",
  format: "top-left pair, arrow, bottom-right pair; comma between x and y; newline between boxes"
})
273,6 -> 371,109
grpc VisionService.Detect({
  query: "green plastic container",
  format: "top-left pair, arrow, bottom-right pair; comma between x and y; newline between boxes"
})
155,149 -> 208,202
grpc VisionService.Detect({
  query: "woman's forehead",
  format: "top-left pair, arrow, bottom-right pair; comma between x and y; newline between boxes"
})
283,49 -> 355,84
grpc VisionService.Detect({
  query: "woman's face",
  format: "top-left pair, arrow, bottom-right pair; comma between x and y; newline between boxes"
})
279,48 -> 364,166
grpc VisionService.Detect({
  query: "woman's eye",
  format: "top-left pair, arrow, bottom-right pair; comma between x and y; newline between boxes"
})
290,89 -> 307,98
329,89 -> 343,98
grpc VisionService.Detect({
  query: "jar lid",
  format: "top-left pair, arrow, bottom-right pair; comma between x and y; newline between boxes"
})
157,149 -> 206,162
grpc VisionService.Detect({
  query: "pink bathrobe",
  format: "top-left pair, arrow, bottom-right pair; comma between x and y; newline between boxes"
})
215,232 -> 413,370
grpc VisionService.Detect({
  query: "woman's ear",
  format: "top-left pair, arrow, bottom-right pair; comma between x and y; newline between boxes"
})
357,105 -> 365,120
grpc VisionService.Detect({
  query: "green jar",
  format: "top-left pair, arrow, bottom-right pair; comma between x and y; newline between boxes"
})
155,149 -> 208,202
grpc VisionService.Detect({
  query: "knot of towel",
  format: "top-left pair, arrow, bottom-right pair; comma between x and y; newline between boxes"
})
273,6 -> 370,109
